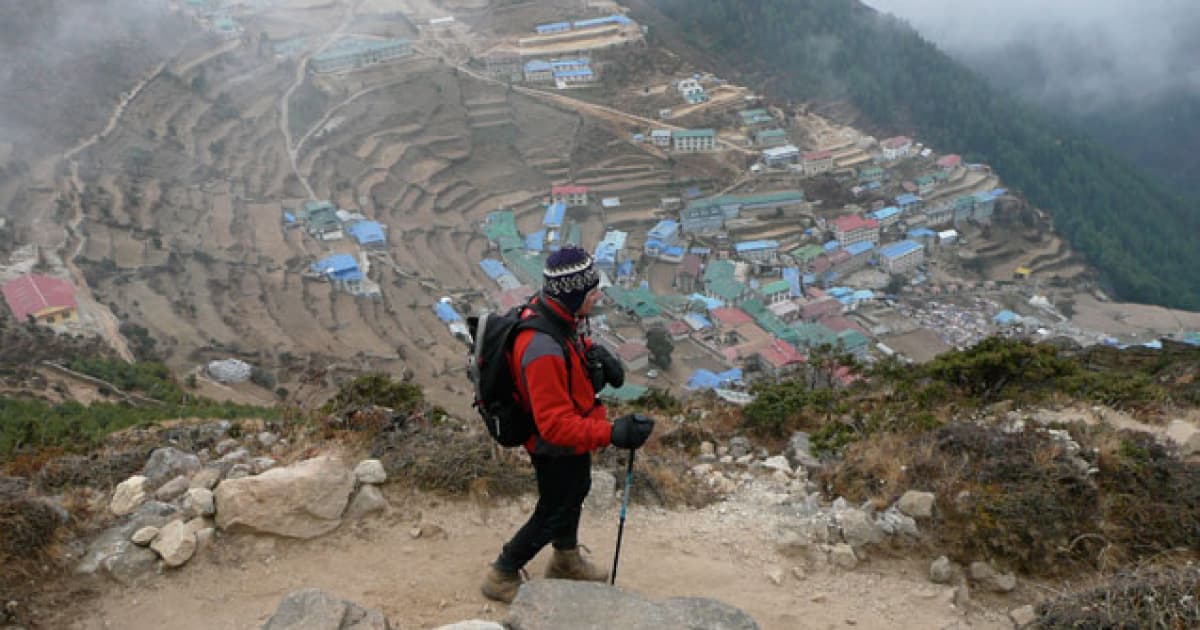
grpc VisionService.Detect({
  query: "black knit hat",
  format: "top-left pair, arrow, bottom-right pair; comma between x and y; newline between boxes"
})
543,245 -> 600,313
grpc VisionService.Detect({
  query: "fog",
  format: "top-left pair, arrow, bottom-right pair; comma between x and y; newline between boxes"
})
863,0 -> 1200,111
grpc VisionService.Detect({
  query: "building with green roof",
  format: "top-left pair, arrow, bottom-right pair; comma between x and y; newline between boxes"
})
838,329 -> 870,357
604,286 -> 662,320
791,322 -> 840,350
599,383 -> 649,403
311,37 -> 412,73
790,244 -> 825,267
760,279 -> 791,302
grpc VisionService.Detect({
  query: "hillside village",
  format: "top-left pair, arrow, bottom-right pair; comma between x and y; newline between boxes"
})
2,0 -> 1200,416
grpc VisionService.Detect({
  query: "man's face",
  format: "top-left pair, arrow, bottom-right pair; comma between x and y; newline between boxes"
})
577,287 -> 602,316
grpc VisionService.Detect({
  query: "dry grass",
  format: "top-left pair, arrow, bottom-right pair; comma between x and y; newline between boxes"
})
1036,564 -> 1200,629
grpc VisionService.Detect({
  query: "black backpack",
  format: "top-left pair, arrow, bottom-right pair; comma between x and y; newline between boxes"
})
466,301 -> 576,447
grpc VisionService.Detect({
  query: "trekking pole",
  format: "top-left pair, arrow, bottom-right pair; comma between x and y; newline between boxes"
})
610,448 -> 636,586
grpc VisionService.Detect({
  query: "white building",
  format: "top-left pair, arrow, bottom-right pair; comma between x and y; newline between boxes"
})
802,150 -> 835,176
672,129 -> 717,153
880,136 -> 913,161
879,240 -> 925,273
651,129 -> 672,148
762,144 -> 800,168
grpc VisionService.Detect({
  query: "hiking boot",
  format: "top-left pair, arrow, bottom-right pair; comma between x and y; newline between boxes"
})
545,546 -> 608,582
481,566 -> 522,604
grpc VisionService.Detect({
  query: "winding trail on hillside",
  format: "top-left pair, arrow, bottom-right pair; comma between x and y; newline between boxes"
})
279,0 -> 361,200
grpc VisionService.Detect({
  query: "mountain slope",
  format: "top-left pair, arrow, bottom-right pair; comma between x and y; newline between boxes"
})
642,0 -> 1200,310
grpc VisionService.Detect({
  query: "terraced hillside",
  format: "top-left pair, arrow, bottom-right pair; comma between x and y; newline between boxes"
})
55,23 -> 694,414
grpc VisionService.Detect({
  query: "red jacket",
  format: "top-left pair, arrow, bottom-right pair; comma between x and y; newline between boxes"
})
508,296 -> 612,455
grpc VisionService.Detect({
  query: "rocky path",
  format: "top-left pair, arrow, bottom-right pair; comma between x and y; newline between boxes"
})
61,482 -> 1012,630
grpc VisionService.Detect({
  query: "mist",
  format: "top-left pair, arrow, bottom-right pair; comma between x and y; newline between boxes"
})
863,0 -> 1200,112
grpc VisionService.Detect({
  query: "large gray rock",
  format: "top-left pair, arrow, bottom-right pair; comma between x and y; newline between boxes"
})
507,581 -> 758,630
836,508 -> 884,548
216,456 -> 354,539
353,460 -> 387,485
728,437 -> 752,459
154,475 -> 190,502
262,588 -> 391,630
143,447 -> 201,489
929,556 -> 955,584
896,490 -> 936,519
101,545 -> 159,586
76,503 -> 176,578
110,476 -> 148,516
786,431 -> 821,472
344,485 -> 387,520
151,519 -> 197,567
968,561 -> 1017,593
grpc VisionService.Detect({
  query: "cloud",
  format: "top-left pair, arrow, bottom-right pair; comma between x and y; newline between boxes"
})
862,0 -> 1200,110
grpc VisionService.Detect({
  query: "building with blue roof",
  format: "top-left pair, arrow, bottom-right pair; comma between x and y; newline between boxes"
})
994,310 -> 1020,326
311,254 -> 363,285
554,68 -> 594,81
870,206 -> 902,227
573,15 -> 633,29
311,37 -> 411,73
523,59 -> 553,81
896,193 -> 922,210
542,202 -> 566,228
683,313 -> 712,331
843,241 -> 875,257
908,228 -> 937,247
479,258 -> 510,280
879,240 -> 925,273
346,221 -> 386,247
525,230 -> 546,252
685,368 -> 744,392
434,301 -> 462,323
535,21 -> 571,34
594,230 -> 627,270
734,240 -> 780,263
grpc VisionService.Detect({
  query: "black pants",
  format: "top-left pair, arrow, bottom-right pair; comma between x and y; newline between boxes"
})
494,452 -> 592,572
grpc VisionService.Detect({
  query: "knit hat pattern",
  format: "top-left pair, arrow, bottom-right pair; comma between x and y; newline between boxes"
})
543,245 -> 600,311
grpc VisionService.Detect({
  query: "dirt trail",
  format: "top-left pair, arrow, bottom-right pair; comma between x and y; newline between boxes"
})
62,486 -> 1010,630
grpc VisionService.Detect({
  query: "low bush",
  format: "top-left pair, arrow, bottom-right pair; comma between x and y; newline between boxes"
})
1036,565 -> 1200,629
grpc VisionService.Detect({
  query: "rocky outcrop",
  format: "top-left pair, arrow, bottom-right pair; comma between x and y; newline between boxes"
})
143,447 -> 201,489
215,456 -> 354,539
506,581 -> 759,630
261,588 -> 391,630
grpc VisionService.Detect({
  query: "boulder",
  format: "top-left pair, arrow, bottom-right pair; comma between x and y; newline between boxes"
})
344,485 -> 387,520
786,431 -> 821,472
728,436 -> 752,459
215,456 -> 354,539
836,509 -> 884,548
1166,420 -> 1200,456
929,556 -> 955,584
143,447 -> 201,489
1009,604 -> 1037,628
101,545 -> 159,586
774,515 -> 834,553
220,448 -> 251,466
131,526 -> 159,546
877,506 -> 918,537
354,459 -> 388,485
507,581 -> 758,630
154,475 -> 190,502
433,623 -> 504,630
110,476 -> 148,516
968,561 -> 1017,593
190,467 -> 222,490
830,544 -> 857,570
215,438 -> 239,456
896,490 -> 936,519
151,519 -> 197,567
760,456 -> 792,476
584,468 -> 616,514
184,487 -> 216,517
262,588 -> 391,630
699,442 -> 716,457
258,432 -> 279,448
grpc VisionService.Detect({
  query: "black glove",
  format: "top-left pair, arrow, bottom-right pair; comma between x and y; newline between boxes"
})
611,414 -> 655,450
587,344 -> 625,390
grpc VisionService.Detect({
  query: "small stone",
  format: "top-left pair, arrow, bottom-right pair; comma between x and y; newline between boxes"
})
762,455 -> 792,476
154,475 -> 189,502
150,519 -> 197,567
791,566 -> 806,581
110,476 -> 148,516
929,556 -> 955,584
897,490 -> 936,519
699,441 -> 716,457
226,464 -> 253,479
257,432 -> 279,447
735,455 -> 753,466
190,467 -> 222,490
194,528 -> 215,553
830,544 -> 857,569
969,561 -> 1016,593
728,436 -> 752,458
690,464 -> 713,477
837,508 -> 884,548
1009,604 -> 1037,628
409,526 -> 423,539
251,457 -> 277,474
766,567 -> 785,586
953,584 -> 970,608
215,438 -> 238,456
354,459 -> 387,484
810,593 -> 827,603
219,448 -> 250,466
771,470 -> 790,483
130,526 -> 159,545
716,446 -> 729,457
719,455 -> 733,464
845,619 -> 857,626
344,485 -> 388,519
183,488 -> 215,517
1166,420 -> 1200,456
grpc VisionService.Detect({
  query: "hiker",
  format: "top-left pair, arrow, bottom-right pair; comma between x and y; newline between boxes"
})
481,245 -> 655,604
